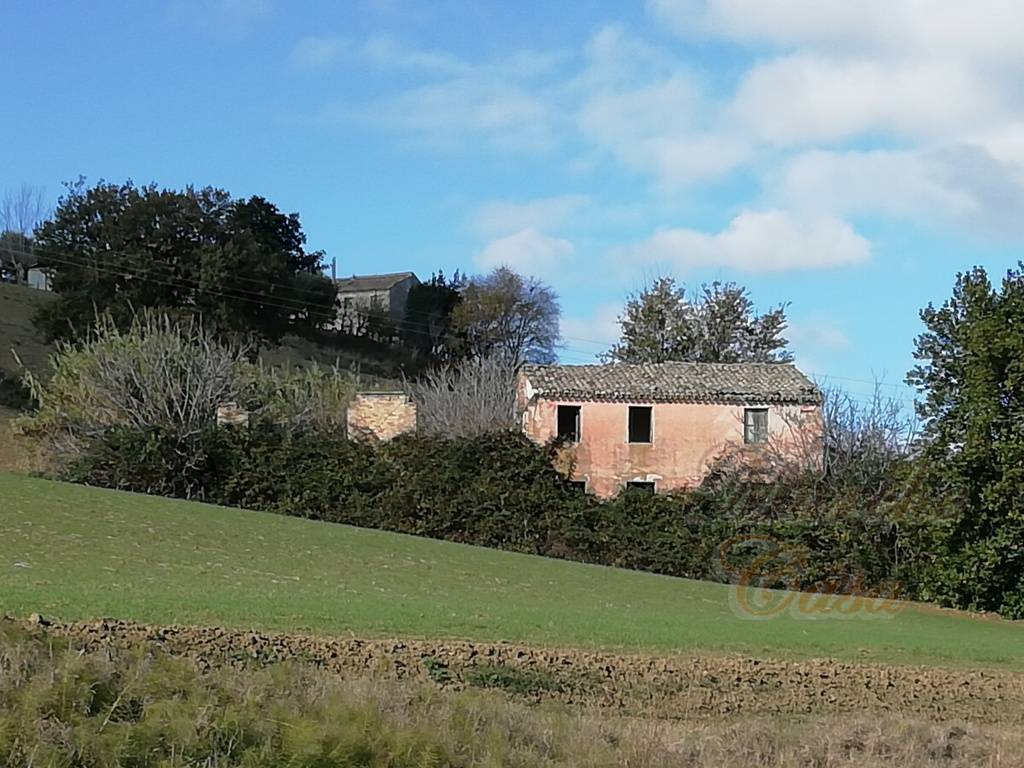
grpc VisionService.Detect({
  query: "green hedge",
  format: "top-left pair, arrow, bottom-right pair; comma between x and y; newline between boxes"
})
64,424 -> 942,601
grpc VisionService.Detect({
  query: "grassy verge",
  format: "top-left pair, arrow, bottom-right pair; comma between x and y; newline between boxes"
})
1,473 -> 1023,668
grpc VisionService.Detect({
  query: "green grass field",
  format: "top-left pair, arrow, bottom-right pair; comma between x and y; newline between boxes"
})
2,472 -> 1022,669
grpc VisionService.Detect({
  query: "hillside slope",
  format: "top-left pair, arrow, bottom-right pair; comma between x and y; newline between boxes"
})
0,283 -> 58,378
0,281 -> 405,382
2,473 -> 1022,669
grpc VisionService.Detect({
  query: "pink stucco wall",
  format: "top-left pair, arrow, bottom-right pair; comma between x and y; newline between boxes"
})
520,393 -> 822,498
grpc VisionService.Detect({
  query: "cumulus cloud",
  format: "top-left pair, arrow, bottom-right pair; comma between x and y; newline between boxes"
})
649,0 -> 1024,62
471,195 -> 589,237
574,25 -> 749,185
625,210 -> 870,273
292,3 -> 1024,256
732,54 -> 1003,145
476,228 -> 575,276
778,145 -> 1024,237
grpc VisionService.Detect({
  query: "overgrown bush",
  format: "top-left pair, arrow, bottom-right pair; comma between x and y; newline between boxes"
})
19,311 -> 356,463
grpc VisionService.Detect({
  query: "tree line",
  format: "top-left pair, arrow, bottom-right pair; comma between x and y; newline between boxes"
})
2,179 -> 795,372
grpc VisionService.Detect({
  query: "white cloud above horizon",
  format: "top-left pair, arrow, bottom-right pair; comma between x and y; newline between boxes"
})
470,195 -> 590,237
623,210 -> 870,273
476,228 -> 576,277
291,1 -> 1024,288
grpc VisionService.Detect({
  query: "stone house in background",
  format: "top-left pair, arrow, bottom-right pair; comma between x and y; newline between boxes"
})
516,362 -> 823,498
333,271 -> 419,335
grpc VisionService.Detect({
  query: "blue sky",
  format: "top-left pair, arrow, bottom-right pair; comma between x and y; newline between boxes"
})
5,1 -> 1024,406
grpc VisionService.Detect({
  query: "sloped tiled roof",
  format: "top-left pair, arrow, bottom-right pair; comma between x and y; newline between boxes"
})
520,362 -> 822,405
335,272 -> 418,292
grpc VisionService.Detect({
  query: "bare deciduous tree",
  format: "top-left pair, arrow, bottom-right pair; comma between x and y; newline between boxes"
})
452,267 -> 560,366
408,356 -> 519,437
0,185 -> 48,285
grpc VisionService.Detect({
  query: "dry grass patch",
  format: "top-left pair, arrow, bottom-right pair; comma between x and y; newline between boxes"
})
1,621 -> 1022,768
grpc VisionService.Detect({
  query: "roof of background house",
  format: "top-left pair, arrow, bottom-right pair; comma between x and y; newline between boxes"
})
520,362 -> 822,405
334,272 -> 418,292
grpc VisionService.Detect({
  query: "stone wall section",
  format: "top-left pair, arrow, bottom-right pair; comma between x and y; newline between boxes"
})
347,392 -> 417,442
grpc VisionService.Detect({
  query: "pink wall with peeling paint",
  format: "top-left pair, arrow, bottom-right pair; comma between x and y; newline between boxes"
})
519,391 -> 822,498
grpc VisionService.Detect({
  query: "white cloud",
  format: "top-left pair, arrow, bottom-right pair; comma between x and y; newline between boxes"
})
476,228 -> 575,276
292,4 -> 1024,251
650,0 -> 1024,63
361,34 -> 467,73
355,78 -> 558,151
778,145 -> 1024,237
290,34 -> 465,73
294,34 -> 567,151
471,195 -> 589,236
731,54 -> 1004,145
573,25 -> 750,186
626,210 -> 870,273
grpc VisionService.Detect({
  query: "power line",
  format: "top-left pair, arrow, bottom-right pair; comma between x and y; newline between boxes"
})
5,244 -> 915,400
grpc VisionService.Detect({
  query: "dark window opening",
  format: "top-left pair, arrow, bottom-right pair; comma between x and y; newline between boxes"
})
557,405 -> 581,443
625,480 -> 656,494
568,480 -> 587,493
744,407 -> 769,444
628,406 -> 653,443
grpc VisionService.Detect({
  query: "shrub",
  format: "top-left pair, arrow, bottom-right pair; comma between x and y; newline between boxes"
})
214,424 -> 388,522
63,425 -> 227,499
373,431 -> 599,555
19,311 -> 355,463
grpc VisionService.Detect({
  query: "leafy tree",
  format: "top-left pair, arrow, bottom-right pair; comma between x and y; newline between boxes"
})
33,180 -> 336,345
452,266 -> 560,366
401,270 -> 465,366
907,264 -> 1024,617
605,277 -> 792,364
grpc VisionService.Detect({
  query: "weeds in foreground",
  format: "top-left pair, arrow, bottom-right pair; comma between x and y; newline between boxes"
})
0,622 -> 1020,767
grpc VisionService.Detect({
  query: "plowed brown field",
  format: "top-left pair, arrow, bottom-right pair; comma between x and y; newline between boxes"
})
23,616 -> 1024,724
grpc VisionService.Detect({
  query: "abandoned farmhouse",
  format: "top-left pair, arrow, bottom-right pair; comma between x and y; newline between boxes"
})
516,362 -> 823,498
332,271 -> 420,334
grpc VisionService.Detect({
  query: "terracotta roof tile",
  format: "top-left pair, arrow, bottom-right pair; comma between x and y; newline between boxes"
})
520,362 -> 822,405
